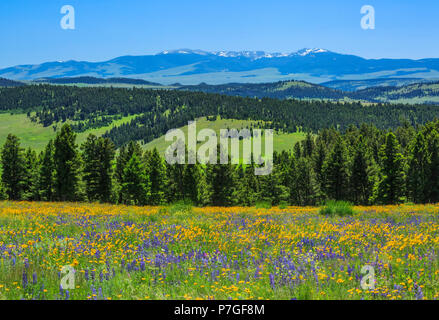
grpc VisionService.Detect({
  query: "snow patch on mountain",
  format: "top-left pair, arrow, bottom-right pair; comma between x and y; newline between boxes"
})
294,48 -> 329,56
157,48 -> 330,60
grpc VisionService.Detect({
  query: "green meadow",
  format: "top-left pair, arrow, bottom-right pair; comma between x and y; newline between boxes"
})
0,113 -> 306,154
0,113 -> 138,152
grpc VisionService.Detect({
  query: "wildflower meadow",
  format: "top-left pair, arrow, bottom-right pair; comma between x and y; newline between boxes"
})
0,201 -> 438,300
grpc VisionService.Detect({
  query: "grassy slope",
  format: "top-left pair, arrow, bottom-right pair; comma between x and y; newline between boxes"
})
143,117 -> 306,156
0,114 -> 305,155
0,113 -> 138,152
375,83 -> 439,104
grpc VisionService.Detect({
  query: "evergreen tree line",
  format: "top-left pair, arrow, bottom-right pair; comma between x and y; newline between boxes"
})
1,120 -> 438,206
2,84 -> 439,148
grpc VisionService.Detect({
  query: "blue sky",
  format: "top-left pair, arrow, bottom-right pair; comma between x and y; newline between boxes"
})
0,0 -> 438,68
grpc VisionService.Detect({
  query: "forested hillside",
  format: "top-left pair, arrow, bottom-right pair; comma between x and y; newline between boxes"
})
0,78 -> 24,87
34,76 -> 162,86
1,120 -> 438,206
321,78 -> 425,91
352,81 -> 439,104
178,80 -> 346,100
1,84 -> 439,148
180,80 -> 439,104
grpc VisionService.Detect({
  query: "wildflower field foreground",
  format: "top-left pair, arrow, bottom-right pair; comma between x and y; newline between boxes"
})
0,201 -> 438,300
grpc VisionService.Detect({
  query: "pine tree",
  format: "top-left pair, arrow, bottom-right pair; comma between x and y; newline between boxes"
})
376,132 -> 405,204
426,130 -> 439,203
196,166 -> 211,206
165,162 -> 184,203
53,124 -> 81,201
302,132 -> 315,157
38,140 -> 55,201
23,148 -> 39,200
97,137 -> 116,202
312,140 -> 326,199
182,162 -> 200,204
350,137 -> 376,205
115,141 -> 143,203
407,132 -> 429,203
82,134 -> 115,202
115,145 -> 127,187
145,148 -> 167,205
207,147 -> 235,206
1,134 -> 26,200
292,157 -> 316,206
258,162 -> 288,206
121,153 -> 150,205
323,136 -> 349,200
293,142 -> 302,159
235,163 -> 259,206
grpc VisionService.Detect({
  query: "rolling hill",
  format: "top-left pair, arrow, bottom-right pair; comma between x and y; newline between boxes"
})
3,75 -> 439,104
178,80 -> 345,100
2,84 -> 439,151
321,78 -> 426,91
33,76 -> 163,87
178,79 -> 439,104
0,77 -> 25,87
352,81 -> 439,104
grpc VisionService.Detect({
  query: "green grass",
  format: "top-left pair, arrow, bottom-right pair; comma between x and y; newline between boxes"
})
75,115 -> 140,145
0,113 -> 57,151
0,113 -> 306,156
0,113 -> 306,181
0,113 -> 139,152
255,200 -> 272,209
319,200 -> 355,217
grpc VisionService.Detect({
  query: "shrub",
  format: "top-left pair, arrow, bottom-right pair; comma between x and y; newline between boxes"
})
168,200 -> 193,216
319,200 -> 354,217
255,200 -> 272,209
278,201 -> 289,209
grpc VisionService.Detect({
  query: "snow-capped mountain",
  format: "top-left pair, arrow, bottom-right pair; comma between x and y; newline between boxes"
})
1,48 -> 439,85
158,49 -> 211,56
157,48 -> 329,60
293,48 -> 329,56
212,51 -> 289,59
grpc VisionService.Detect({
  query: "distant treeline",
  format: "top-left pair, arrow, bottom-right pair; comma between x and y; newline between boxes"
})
178,81 -> 346,100
1,84 -> 439,148
33,76 -> 162,86
0,78 -> 24,87
1,120 -> 438,206
177,80 -> 439,103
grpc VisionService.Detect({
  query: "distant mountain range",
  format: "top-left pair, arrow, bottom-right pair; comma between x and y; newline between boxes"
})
2,48 -> 439,85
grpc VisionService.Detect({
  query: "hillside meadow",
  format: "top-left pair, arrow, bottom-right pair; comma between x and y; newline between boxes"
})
0,201 -> 438,300
0,113 -> 138,152
0,113 -> 306,155
143,117 -> 307,156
